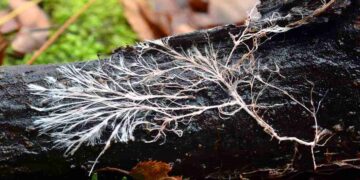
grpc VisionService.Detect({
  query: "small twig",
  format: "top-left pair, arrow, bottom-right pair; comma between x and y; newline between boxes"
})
0,0 -> 42,26
26,0 -> 97,65
287,0 -> 336,28
28,26 -> 60,32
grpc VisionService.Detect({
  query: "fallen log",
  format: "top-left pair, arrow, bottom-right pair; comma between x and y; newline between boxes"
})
0,0 -> 359,179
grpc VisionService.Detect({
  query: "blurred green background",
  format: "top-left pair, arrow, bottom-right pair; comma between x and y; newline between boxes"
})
1,0 -> 137,65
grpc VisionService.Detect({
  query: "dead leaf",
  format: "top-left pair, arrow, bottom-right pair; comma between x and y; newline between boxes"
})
120,0 -> 159,40
121,0 -> 261,39
188,0 -> 208,12
147,0 -> 196,35
0,10 -> 20,34
130,161 -> 182,180
9,0 -> 50,54
147,0 -> 179,35
208,0 -> 261,25
0,35 -> 8,65
173,23 -> 195,34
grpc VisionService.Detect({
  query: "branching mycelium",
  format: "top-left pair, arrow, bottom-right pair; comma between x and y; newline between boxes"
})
29,1 -> 336,175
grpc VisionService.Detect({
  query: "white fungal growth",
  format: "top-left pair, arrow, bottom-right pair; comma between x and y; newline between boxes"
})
29,1 -> 336,175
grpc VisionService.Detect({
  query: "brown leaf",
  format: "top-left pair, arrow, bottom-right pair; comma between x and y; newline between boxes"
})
120,0 -> 158,40
0,10 -> 20,34
172,23 -> 195,35
9,0 -> 50,54
130,161 -> 181,180
208,0 -> 261,25
122,0 -> 261,38
121,0 -> 187,39
147,0 -> 180,35
148,0 -> 197,35
0,35 -> 9,65
188,0 -> 208,12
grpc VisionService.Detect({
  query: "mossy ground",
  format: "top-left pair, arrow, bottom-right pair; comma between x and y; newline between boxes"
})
2,0 -> 137,65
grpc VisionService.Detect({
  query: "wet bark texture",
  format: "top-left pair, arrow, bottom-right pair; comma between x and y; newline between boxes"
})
0,0 -> 359,179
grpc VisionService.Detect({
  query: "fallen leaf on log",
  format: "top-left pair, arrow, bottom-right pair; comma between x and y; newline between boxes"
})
130,161 -> 182,180
95,161 -> 182,180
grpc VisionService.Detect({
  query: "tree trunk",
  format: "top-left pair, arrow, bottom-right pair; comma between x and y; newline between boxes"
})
0,0 -> 359,179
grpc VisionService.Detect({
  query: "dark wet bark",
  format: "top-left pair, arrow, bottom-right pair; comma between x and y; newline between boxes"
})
0,0 -> 359,179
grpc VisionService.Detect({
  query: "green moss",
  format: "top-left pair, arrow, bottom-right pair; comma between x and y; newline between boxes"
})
4,0 -> 137,65
91,172 -> 98,180
0,1 -> 7,9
